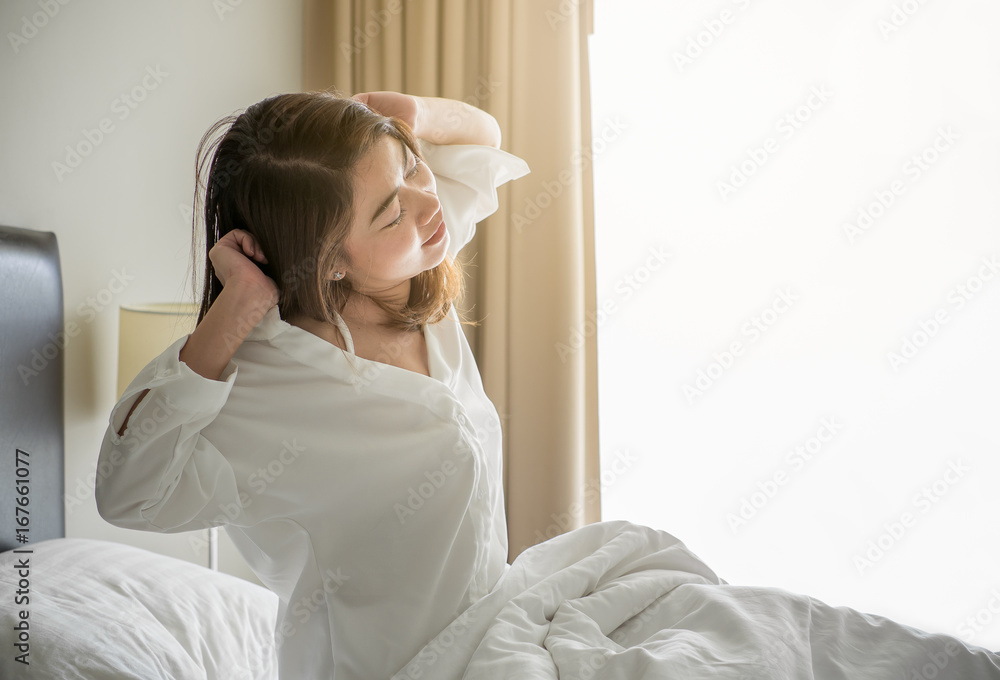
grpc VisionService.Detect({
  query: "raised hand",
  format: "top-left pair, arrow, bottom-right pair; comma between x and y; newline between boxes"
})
209,228 -> 279,307
351,91 -> 420,131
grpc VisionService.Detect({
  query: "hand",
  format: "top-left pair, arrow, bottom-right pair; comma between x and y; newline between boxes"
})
209,229 -> 279,307
351,91 -> 421,132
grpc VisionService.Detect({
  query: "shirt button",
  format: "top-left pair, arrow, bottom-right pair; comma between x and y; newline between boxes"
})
478,487 -> 485,499
457,414 -> 467,425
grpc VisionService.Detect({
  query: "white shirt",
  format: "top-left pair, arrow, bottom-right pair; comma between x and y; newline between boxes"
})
96,140 -> 531,680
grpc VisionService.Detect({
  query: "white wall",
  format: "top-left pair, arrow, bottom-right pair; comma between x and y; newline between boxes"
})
592,0 -> 1000,652
0,0 -> 302,583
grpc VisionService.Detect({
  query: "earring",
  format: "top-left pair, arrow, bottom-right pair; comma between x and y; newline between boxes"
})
332,272 -> 344,280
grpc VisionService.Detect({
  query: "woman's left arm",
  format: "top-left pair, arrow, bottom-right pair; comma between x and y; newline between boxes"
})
414,96 -> 501,148
352,91 -> 501,148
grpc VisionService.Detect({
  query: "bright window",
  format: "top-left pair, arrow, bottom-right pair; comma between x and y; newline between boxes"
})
591,0 -> 1000,649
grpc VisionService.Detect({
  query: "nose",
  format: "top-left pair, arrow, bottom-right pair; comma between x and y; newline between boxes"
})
414,185 -> 441,227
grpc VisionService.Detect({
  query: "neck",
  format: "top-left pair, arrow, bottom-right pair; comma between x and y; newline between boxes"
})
340,279 -> 411,330
287,280 -> 414,335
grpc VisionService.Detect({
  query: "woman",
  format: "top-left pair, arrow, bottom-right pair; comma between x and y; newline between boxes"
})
96,90 -> 530,679
97,91 -> 1000,680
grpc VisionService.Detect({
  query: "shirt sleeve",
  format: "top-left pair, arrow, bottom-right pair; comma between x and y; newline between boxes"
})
94,334 -> 247,534
417,139 -> 531,259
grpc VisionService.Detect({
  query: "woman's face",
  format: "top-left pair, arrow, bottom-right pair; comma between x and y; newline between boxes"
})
339,135 -> 448,296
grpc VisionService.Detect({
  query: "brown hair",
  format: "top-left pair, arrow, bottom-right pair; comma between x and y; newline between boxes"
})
190,90 -> 470,333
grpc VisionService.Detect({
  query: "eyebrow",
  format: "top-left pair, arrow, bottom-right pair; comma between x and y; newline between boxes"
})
369,143 -> 410,227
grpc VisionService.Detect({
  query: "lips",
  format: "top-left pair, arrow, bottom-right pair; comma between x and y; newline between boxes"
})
423,218 -> 446,246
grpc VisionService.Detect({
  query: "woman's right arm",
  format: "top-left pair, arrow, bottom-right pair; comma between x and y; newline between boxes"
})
98,229 -> 278,532
115,283 -> 272,436
116,228 -> 277,435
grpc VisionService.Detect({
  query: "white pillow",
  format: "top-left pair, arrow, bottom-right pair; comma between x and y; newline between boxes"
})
0,537 -> 278,680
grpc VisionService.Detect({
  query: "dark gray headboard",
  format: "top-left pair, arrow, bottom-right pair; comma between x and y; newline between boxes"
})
0,225 -> 65,552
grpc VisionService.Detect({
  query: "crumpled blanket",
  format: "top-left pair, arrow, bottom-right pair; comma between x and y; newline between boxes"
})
392,520 -> 1000,680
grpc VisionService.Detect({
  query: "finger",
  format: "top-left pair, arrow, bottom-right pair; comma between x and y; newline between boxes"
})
245,235 -> 267,263
235,232 -> 255,258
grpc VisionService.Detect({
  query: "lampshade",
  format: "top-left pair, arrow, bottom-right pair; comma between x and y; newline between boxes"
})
116,303 -> 199,400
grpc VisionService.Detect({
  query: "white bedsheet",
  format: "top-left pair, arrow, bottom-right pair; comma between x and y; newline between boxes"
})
392,520 -> 1000,680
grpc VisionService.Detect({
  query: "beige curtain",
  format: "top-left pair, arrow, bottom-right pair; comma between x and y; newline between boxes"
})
304,0 -> 600,562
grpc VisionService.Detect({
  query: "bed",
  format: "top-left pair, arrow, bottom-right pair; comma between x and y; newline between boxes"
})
2,223 -> 999,679
0,225 -> 279,679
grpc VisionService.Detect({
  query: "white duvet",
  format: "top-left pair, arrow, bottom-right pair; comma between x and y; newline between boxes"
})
4,524 -> 998,679
393,520 -> 1000,680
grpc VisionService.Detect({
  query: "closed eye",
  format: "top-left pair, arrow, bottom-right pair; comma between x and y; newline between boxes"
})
386,207 -> 406,229
383,155 -> 421,229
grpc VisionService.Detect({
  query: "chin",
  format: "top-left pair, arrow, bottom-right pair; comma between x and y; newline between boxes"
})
422,238 -> 450,269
